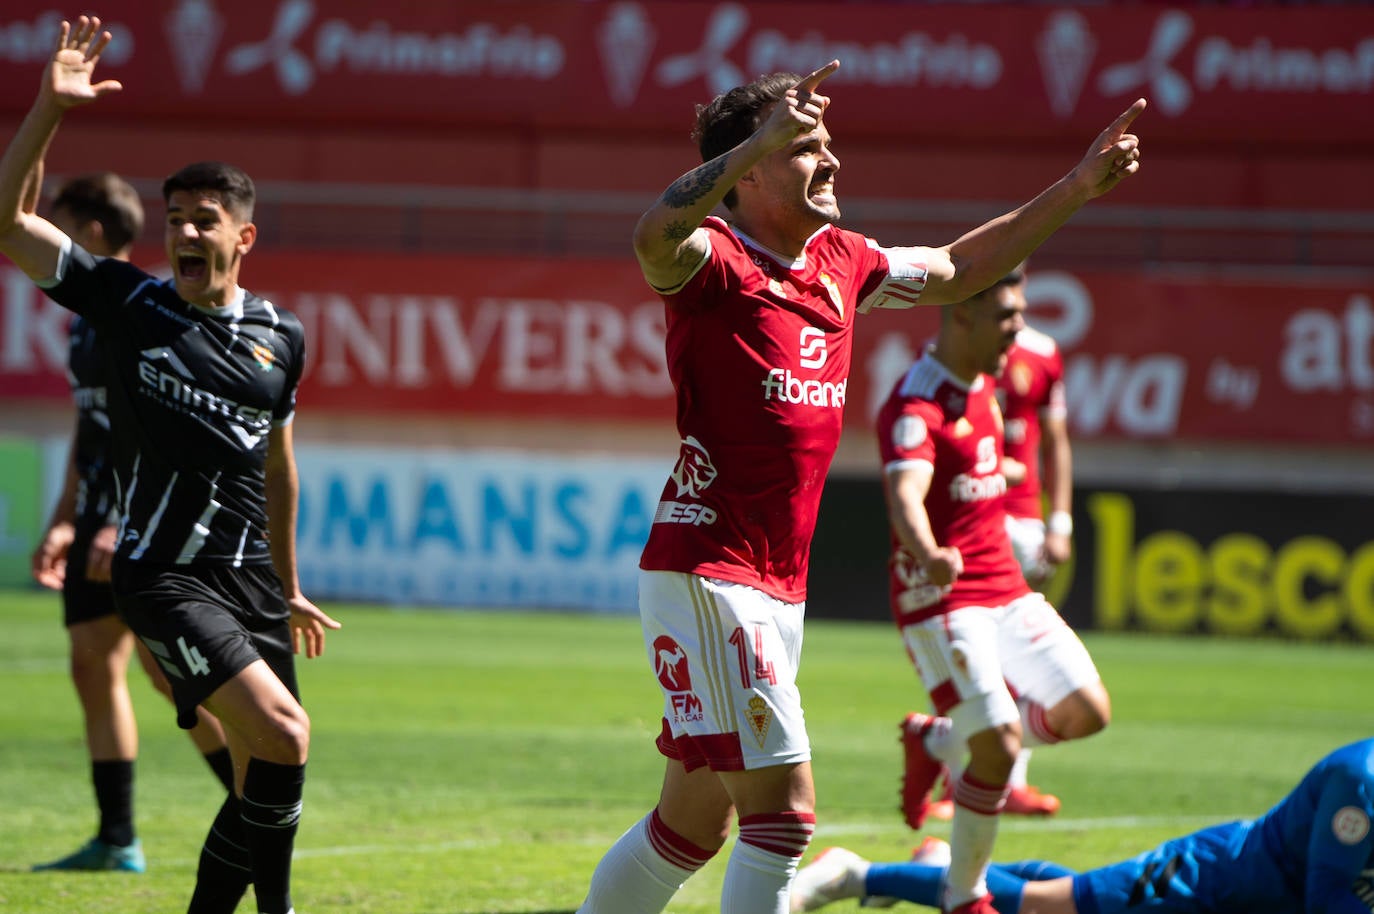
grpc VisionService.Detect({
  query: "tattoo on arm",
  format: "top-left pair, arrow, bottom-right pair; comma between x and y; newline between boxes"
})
662,157 -> 728,209
661,220 -> 692,243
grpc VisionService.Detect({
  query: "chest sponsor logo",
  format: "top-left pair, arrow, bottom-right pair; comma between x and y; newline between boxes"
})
762,327 -> 845,407
798,327 -> 827,369
138,346 -> 272,448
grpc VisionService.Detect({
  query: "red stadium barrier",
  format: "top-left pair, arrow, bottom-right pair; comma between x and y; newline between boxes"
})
4,254 -> 1371,445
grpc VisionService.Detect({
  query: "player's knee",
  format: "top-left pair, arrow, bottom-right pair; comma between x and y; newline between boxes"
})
1055,686 -> 1111,739
255,706 -> 311,765
68,648 -> 121,697
967,725 -> 1020,777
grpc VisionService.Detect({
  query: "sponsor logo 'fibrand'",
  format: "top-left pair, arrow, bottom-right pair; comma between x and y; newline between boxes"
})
762,370 -> 846,407
948,471 -> 1007,504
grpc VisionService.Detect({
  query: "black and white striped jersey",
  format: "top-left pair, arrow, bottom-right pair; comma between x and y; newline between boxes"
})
66,316 -> 117,531
40,241 -> 305,567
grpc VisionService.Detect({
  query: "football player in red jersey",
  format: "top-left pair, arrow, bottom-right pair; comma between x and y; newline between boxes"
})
876,275 -> 1110,914
926,265 -> 1071,823
575,58 -> 1143,914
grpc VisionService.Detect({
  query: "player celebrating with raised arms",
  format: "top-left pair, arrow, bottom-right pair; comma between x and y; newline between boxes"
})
0,17 -> 338,914
575,57 -> 1143,914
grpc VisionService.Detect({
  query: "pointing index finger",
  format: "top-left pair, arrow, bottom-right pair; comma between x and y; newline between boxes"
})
1108,97 -> 1147,137
795,59 -> 840,94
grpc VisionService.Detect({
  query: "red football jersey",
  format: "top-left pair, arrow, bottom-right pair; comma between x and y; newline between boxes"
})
639,217 -> 931,603
998,326 -> 1066,520
876,353 -> 1031,625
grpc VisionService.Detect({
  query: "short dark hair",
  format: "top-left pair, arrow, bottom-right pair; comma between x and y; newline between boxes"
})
161,161 -> 255,222
51,172 -> 144,253
692,72 -> 798,209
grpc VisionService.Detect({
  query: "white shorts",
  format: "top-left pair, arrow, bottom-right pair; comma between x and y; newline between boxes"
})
900,592 -> 1099,740
639,570 -> 810,772
1005,514 -> 1048,580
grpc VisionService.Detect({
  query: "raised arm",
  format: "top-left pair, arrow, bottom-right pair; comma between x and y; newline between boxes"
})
631,61 -> 839,290
916,100 -> 1147,306
0,16 -> 122,280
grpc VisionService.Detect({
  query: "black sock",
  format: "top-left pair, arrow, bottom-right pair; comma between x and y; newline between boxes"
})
92,759 -> 135,847
203,747 -> 236,792
187,794 -> 252,914
240,759 -> 305,914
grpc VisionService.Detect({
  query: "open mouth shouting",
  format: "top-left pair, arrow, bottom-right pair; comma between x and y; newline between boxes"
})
175,250 -> 208,284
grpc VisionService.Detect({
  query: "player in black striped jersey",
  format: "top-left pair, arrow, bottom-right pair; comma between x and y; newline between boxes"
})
30,173 -> 236,875
0,17 -> 339,914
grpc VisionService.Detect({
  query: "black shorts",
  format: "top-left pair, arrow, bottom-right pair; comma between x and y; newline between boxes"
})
61,525 -> 118,627
112,562 -> 300,730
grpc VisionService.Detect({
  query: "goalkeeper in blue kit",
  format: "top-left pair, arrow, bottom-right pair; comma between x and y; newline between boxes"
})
792,738 -> 1374,914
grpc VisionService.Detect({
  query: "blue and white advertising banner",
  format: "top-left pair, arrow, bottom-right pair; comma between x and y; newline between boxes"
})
295,444 -> 670,613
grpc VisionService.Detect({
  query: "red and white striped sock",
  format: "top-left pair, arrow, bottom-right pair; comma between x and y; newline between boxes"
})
945,772 -> 1010,909
576,807 -> 715,914
721,811 -> 816,914
1019,699 -> 1065,748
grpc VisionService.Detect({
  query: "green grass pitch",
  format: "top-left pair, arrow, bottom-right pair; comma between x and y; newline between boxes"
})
2,587 -> 1371,912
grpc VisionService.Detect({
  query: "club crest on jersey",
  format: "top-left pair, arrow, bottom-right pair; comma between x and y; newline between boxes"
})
745,696 -> 773,748
251,341 -> 275,371
819,271 -> 844,317
1010,361 -> 1033,396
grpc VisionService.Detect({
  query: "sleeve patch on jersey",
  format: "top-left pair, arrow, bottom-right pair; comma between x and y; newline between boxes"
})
1333,806 -> 1371,845
893,414 -> 927,449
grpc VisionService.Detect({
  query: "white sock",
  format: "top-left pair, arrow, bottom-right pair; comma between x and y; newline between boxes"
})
1008,748 -> 1032,789
577,810 -> 712,914
922,716 -> 962,767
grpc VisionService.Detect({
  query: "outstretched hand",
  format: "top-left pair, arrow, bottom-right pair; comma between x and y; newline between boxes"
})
1075,98 -> 1146,198
756,59 -> 840,152
43,15 -> 122,110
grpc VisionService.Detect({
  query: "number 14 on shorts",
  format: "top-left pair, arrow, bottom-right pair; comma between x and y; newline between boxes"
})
141,635 -> 212,678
